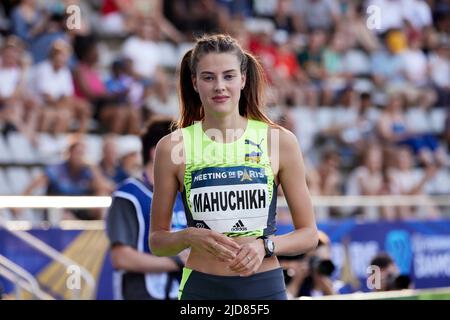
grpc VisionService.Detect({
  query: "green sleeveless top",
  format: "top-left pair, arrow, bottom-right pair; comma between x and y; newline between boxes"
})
181,119 -> 278,237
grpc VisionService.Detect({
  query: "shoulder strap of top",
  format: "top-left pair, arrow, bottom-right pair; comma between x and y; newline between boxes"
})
181,122 -> 201,165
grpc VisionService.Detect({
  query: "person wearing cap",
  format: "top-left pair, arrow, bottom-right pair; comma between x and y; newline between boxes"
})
106,118 -> 187,300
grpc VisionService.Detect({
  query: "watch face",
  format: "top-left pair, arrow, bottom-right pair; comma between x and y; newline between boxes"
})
267,239 -> 274,254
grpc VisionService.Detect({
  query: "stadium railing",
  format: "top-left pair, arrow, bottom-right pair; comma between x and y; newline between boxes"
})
0,215 -> 96,299
0,254 -> 54,300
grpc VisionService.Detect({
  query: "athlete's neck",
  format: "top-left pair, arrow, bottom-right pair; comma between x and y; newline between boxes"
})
202,113 -> 248,143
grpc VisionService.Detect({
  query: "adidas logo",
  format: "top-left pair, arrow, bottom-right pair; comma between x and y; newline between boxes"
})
231,220 -> 247,232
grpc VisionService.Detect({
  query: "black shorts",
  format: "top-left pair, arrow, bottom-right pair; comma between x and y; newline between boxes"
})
178,267 -> 287,300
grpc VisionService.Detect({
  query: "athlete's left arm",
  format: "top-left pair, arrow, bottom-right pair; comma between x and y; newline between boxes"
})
271,128 -> 319,256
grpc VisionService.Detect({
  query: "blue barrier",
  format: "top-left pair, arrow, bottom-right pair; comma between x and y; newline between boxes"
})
1,219 -> 450,299
278,219 -> 450,290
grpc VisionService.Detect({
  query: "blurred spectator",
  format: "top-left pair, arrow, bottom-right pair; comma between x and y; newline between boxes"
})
144,68 -> 179,120
368,252 -> 412,291
163,0 -> 228,39
322,32 -> 352,97
433,0 -> 450,39
104,58 -> 142,134
216,0 -> 254,20
10,0 -> 46,44
377,93 -> 446,166
428,39 -> 450,107
366,0 -> 407,34
387,146 -> 439,219
338,2 -> 380,53
372,30 -> 436,108
346,145 -> 385,219
0,3 -> 10,35
22,139 -> 112,220
121,18 -> 163,82
99,135 -> 129,186
354,145 -> 384,197
0,35 -> 38,140
248,24 -> 278,77
0,0 -> 446,227
371,31 -> 407,94
32,39 -> 90,133
100,0 -> 185,41
28,7 -> 69,64
319,86 -> 360,165
398,36 -> 436,108
446,112 -> 450,150
120,148 -> 142,178
317,148 -> 343,196
403,0 -> 433,35
99,0 -> 135,36
291,0 -> 341,33
73,36 -> 134,134
290,101 -> 320,160
401,36 -> 428,89
133,0 -> 185,43
62,0 -> 92,36
339,92 -> 380,156
296,29 -> 327,106
270,33 -> 312,107
105,58 -> 144,108
228,19 -> 251,50
270,0 -> 301,34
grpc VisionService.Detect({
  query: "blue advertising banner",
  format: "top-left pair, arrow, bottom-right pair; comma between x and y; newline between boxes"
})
1,219 -> 449,299
278,219 -> 450,291
0,229 -> 114,300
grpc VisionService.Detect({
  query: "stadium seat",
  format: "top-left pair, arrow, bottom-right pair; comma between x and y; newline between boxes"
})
36,134 -> 68,164
343,49 -> 371,76
0,168 -> 11,195
157,41 -> 178,68
177,42 -> 196,63
0,134 -> 12,164
430,108 -> 447,134
317,107 -> 335,131
6,133 -> 39,164
424,167 -> 450,195
5,167 -> 33,195
84,134 -> 104,164
291,106 -> 319,156
406,107 -> 432,133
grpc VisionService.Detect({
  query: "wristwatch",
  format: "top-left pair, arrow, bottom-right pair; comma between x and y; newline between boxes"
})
257,236 -> 275,258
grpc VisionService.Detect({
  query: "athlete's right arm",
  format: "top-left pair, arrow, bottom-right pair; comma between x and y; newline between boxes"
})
149,133 -> 240,260
110,245 -> 181,273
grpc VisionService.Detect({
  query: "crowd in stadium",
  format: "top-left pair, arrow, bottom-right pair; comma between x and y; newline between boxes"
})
0,0 -> 449,222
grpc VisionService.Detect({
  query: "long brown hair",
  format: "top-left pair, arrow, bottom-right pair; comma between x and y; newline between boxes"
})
176,34 -> 275,128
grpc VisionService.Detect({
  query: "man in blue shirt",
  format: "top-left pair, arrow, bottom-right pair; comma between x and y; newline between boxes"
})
106,118 -> 187,300
23,140 -> 109,220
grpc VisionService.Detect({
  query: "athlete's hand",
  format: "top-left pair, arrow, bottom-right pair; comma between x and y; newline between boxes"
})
186,228 -> 241,262
178,248 -> 190,265
228,239 -> 265,276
